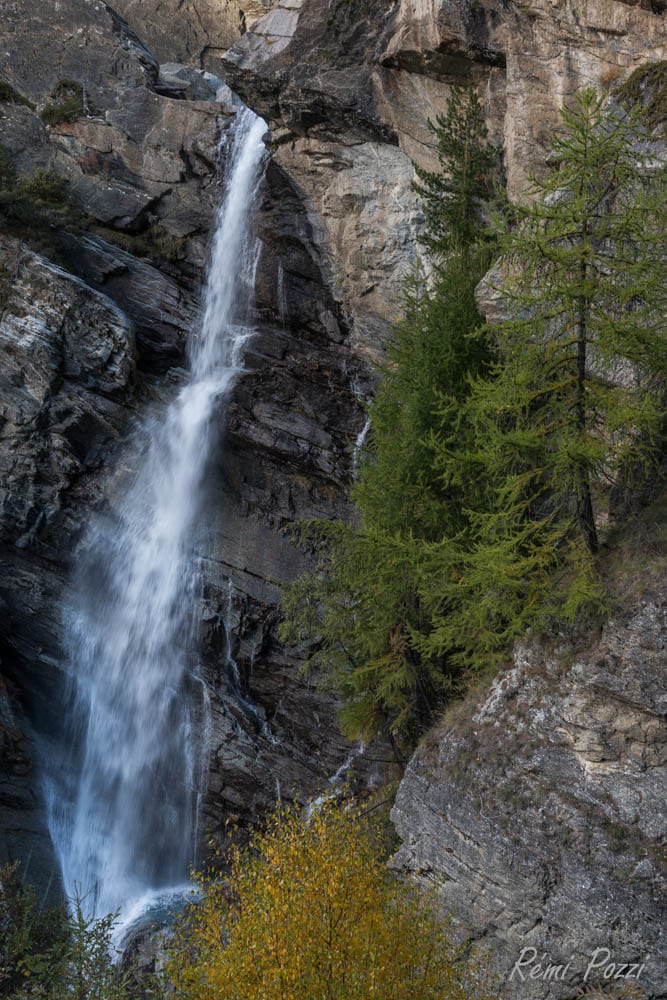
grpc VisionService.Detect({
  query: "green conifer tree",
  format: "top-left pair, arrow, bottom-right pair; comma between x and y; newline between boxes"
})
281,88 -> 496,745
417,89 -> 667,672
413,87 -> 497,256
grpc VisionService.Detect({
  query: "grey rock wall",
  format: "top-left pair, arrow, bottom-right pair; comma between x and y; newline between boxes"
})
391,595 -> 667,998
110,1 -> 279,73
222,0 -> 667,357
0,671 -> 57,900
0,0 -> 379,889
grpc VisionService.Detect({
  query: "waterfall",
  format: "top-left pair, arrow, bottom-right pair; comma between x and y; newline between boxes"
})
43,107 -> 268,928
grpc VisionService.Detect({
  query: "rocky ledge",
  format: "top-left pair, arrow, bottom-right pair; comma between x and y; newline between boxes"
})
391,584 -> 667,999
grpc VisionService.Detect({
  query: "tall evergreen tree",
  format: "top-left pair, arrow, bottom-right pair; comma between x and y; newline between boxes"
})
413,87 -> 497,256
281,89 -> 497,745
418,89 -> 667,672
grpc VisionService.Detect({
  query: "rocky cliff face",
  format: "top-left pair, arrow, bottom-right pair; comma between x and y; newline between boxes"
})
0,0 -> 664,981
0,0 -> 376,884
222,0 -> 667,353
110,0 -> 278,73
391,584 -> 667,998
217,1 -> 667,992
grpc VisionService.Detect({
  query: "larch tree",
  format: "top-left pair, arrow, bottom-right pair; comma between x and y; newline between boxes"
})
166,801 -> 496,1000
418,88 -> 667,672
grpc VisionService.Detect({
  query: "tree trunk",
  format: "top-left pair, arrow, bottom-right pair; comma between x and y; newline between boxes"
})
575,258 -> 599,555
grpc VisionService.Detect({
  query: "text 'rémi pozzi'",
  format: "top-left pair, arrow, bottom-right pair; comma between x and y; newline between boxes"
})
509,947 -> 648,984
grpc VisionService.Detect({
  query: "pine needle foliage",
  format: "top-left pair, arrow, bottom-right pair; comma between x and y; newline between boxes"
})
0,863 -> 69,996
413,87 -> 498,256
417,89 -> 667,672
280,88 -> 497,746
0,863 -> 133,1000
280,245 -> 493,744
166,800 -> 497,1000
356,245 -> 492,542
282,87 -> 666,740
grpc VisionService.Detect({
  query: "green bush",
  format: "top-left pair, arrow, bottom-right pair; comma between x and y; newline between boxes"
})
0,862 -> 137,1000
101,223 -> 185,263
41,79 -> 84,126
617,60 -> 667,130
0,80 -> 35,110
0,143 -> 84,262
19,169 -> 69,205
0,143 -> 16,191
0,260 -> 12,311
0,863 -> 69,995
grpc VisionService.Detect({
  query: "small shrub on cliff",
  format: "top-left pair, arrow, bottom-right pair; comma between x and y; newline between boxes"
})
0,145 -> 86,262
19,169 -> 69,205
0,143 -> 16,192
616,60 -> 667,130
0,80 -> 35,110
40,80 -> 84,126
0,147 -> 69,217
0,863 -> 69,995
166,800 -> 496,1000
0,261 -> 12,311
100,222 -> 185,264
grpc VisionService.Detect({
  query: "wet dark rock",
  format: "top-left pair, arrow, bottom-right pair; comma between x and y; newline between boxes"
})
0,0 -> 375,887
56,233 -> 197,371
0,671 -> 59,899
0,234 -> 139,889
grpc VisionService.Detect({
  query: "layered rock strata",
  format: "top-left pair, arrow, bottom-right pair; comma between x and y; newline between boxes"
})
223,0 -> 667,355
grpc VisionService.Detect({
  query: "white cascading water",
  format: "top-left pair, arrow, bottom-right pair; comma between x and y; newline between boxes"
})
44,107 -> 268,929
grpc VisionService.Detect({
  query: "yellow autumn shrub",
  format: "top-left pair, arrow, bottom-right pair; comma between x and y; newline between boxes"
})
166,799 -> 496,1000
